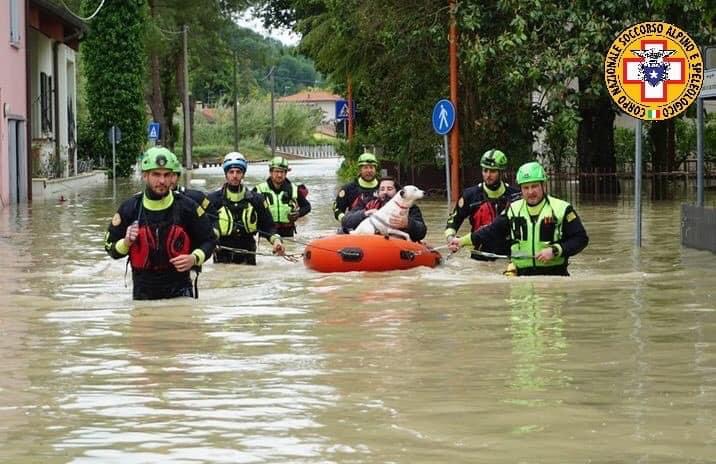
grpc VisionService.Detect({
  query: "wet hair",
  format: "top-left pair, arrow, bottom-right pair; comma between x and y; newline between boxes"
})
379,176 -> 401,191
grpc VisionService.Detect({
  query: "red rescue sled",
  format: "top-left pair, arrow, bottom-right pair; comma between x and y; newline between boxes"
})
304,234 -> 442,273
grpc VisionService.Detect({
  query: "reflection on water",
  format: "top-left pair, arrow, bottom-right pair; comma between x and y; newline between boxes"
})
0,158 -> 715,463
507,283 -> 568,393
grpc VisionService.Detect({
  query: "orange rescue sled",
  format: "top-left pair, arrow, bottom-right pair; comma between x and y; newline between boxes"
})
304,234 -> 442,273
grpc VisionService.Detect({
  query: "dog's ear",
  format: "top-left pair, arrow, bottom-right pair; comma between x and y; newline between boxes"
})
399,189 -> 405,197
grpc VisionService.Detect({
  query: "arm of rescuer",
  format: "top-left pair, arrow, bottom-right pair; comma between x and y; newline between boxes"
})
288,184 -> 311,222
296,184 -> 311,218
341,207 -> 367,232
405,205 -> 427,242
534,205 -> 589,262
104,198 -> 138,259
448,212 -> 510,253
444,190 -> 472,242
332,184 -> 352,221
172,196 -> 217,272
254,193 -> 285,255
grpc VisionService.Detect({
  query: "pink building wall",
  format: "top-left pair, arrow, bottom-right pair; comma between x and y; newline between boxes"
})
0,1 -> 28,207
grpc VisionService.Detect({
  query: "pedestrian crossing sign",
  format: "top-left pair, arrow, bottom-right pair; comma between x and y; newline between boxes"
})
335,100 -> 354,121
148,122 -> 160,141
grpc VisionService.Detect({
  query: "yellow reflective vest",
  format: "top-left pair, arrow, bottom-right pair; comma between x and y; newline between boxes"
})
506,196 -> 569,270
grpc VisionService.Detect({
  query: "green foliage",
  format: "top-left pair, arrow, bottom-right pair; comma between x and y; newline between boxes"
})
182,97 -> 322,157
543,110 -> 578,171
175,135 -> 271,161
209,27 -> 323,101
615,115 -> 716,166
236,1 -> 716,178
614,126 -> 646,164
82,0 -> 147,177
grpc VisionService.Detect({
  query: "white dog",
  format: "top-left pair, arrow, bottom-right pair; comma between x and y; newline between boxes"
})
352,185 -> 424,240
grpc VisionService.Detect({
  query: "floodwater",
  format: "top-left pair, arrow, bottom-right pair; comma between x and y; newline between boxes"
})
0,158 -> 715,463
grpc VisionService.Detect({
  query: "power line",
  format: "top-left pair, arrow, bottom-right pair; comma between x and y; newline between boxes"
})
60,0 -> 105,22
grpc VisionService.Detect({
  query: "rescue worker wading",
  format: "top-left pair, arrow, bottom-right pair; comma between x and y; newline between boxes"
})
208,152 -> 285,265
445,149 -> 520,260
448,161 -> 588,276
104,147 -> 216,300
333,152 -> 379,231
253,156 -> 310,237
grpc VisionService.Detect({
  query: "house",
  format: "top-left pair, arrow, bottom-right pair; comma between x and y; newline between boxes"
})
277,90 -> 343,122
0,0 -> 28,207
28,0 -> 84,180
0,0 -> 84,208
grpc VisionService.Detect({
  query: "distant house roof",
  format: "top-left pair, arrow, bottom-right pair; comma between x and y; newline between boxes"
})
199,107 -> 216,123
278,90 -> 342,103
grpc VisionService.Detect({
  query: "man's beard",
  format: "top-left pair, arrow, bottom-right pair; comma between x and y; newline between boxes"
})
145,185 -> 169,200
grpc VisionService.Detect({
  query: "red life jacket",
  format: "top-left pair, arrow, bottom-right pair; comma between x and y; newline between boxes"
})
364,197 -> 385,211
471,201 -> 497,232
130,218 -> 191,271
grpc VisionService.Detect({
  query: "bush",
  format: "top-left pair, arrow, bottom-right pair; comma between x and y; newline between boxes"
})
81,0 -> 146,178
543,110 -> 577,170
176,135 -> 271,162
186,98 -> 324,151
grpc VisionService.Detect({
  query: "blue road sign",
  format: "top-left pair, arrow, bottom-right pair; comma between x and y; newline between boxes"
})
107,125 -> 122,144
432,99 -> 455,135
148,122 -> 161,140
335,99 -> 355,121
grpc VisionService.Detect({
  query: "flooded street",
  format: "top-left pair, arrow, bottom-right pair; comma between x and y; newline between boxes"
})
0,158 -> 715,463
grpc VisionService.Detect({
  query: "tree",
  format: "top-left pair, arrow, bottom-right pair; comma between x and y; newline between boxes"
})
82,0 -> 147,177
253,0 -> 714,196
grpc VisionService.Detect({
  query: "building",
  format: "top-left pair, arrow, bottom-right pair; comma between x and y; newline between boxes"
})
28,0 -> 84,180
0,0 -> 28,207
0,0 -> 84,208
277,90 -> 344,122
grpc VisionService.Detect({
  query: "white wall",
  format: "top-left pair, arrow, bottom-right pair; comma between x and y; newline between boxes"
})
56,44 -> 77,177
29,29 -> 78,178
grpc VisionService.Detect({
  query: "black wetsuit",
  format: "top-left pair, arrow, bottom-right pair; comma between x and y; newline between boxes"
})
105,191 -> 215,300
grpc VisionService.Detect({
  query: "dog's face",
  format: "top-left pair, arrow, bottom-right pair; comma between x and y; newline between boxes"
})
398,185 -> 424,202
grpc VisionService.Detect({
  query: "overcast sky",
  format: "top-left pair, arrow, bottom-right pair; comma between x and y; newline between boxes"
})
236,10 -> 300,46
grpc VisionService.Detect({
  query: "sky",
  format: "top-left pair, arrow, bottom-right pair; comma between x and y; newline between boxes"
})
236,9 -> 300,46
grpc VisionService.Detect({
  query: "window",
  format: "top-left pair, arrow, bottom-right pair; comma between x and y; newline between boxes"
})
9,0 -> 21,45
40,73 -> 53,133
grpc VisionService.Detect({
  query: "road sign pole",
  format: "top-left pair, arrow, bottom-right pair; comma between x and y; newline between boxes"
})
112,128 -> 117,200
432,99 -> 456,204
443,134 -> 451,207
635,118 -> 642,248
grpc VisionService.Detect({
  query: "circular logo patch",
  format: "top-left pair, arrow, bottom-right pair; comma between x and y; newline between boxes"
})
604,22 -> 703,121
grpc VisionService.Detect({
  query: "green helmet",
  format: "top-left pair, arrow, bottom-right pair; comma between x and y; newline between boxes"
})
516,161 -> 547,185
168,154 -> 183,174
357,152 -> 378,167
480,149 -> 508,170
268,156 -> 290,171
141,146 -> 176,172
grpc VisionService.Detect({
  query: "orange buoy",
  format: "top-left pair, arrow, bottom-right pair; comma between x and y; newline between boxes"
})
304,234 -> 442,273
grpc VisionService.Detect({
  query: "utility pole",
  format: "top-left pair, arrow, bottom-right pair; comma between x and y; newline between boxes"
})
347,75 -> 353,142
233,50 -> 239,151
270,66 -> 276,156
182,24 -> 192,169
448,0 -> 460,201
